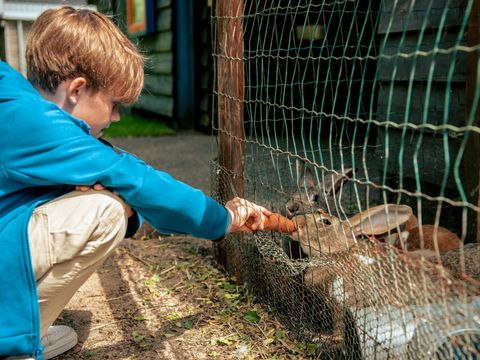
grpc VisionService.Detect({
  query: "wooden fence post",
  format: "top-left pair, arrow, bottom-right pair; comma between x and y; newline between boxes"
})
466,0 -> 480,242
215,0 -> 245,279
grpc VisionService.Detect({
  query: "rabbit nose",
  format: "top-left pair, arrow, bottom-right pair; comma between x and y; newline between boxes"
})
285,204 -> 299,218
280,207 -> 291,218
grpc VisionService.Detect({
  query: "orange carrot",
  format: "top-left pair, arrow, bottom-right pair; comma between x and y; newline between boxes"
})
246,213 -> 296,233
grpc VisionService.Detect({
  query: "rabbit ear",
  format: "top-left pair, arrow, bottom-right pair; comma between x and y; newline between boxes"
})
297,159 -> 316,188
348,204 -> 413,236
295,158 -> 304,179
323,168 -> 355,196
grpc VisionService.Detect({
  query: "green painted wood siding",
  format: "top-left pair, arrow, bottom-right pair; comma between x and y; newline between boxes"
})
196,0 -> 213,130
376,0 -> 466,189
136,0 -> 174,118
89,0 -> 174,119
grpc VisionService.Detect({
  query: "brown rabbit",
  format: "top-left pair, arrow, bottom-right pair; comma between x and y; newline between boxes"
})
291,204 -> 418,311
369,211 -> 461,257
291,204 -> 413,257
387,212 -> 462,257
290,204 -> 416,352
292,205 -> 467,307
281,160 -> 354,259
284,160 -> 355,219
401,224 -> 461,253
291,205 -> 461,355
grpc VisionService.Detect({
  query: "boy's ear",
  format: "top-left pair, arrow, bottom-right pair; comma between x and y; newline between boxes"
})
65,77 -> 88,105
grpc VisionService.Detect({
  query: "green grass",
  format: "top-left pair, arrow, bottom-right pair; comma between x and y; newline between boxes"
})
103,114 -> 176,137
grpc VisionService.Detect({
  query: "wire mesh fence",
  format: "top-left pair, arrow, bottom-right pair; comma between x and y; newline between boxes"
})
211,0 -> 480,358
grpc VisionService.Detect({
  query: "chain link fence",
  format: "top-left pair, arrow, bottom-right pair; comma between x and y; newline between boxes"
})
211,0 -> 480,358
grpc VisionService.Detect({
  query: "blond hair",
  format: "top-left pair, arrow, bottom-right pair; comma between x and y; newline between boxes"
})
26,6 -> 144,105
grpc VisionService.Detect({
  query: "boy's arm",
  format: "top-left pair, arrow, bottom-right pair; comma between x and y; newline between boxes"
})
3,106 -> 230,240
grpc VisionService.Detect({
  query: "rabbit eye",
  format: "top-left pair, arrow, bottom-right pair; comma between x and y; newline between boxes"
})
311,194 -> 320,203
320,218 -> 331,225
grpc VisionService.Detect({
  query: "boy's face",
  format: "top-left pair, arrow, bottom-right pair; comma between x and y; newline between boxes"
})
70,89 -> 121,138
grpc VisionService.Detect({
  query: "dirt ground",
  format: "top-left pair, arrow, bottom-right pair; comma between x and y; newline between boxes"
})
55,133 -> 312,359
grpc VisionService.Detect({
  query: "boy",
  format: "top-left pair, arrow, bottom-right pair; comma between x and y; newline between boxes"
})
0,6 -> 270,359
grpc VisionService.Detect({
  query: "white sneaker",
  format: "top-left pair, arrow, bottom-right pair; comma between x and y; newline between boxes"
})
4,325 -> 77,359
41,325 -> 78,359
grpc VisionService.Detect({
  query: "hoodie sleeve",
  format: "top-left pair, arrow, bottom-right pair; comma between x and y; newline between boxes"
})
1,101 -> 230,240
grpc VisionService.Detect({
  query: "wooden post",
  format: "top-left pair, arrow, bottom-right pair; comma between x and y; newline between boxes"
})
466,0 -> 480,242
215,0 -> 245,278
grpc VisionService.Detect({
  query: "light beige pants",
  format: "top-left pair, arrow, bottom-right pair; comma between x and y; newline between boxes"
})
27,190 -> 128,337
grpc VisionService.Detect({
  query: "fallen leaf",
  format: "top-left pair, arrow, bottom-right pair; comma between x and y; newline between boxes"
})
243,310 -> 261,323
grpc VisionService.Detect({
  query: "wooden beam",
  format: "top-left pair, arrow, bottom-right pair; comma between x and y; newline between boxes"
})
465,0 -> 480,242
215,0 -> 245,278
216,0 -> 245,198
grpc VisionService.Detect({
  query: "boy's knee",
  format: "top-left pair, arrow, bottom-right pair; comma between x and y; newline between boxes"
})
62,190 -> 128,243
87,190 -> 128,234
89,190 -> 128,218
70,191 -> 129,253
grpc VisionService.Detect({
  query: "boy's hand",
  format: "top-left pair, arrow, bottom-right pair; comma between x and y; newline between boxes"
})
225,197 -> 272,233
75,184 -> 106,192
75,184 -> 134,217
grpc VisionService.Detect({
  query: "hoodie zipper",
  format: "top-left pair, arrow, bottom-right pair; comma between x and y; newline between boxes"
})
35,345 -> 44,360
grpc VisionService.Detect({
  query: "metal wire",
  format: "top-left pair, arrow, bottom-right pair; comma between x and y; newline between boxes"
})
212,0 -> 480,358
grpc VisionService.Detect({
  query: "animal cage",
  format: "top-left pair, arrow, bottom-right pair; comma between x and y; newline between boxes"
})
211,0 -> 480,358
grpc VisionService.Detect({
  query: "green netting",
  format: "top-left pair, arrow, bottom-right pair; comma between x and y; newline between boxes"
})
211,0 -> 480,358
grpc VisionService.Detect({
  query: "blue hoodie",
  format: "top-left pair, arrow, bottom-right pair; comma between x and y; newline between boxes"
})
0,62 -> 230,358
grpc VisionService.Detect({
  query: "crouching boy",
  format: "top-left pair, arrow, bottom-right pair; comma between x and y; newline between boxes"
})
0,6 -> 269,359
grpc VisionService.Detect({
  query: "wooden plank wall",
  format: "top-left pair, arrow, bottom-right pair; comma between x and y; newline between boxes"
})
374,0 -> 478,237
94,0 -> 175,119
196,0 -> 214,131
3,21 -> 20,71
465,0 -> 480,241
2,20 -> 32,76
95,0 -> 214,129
135,0 -> 174,118
376,0 -> 467,189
